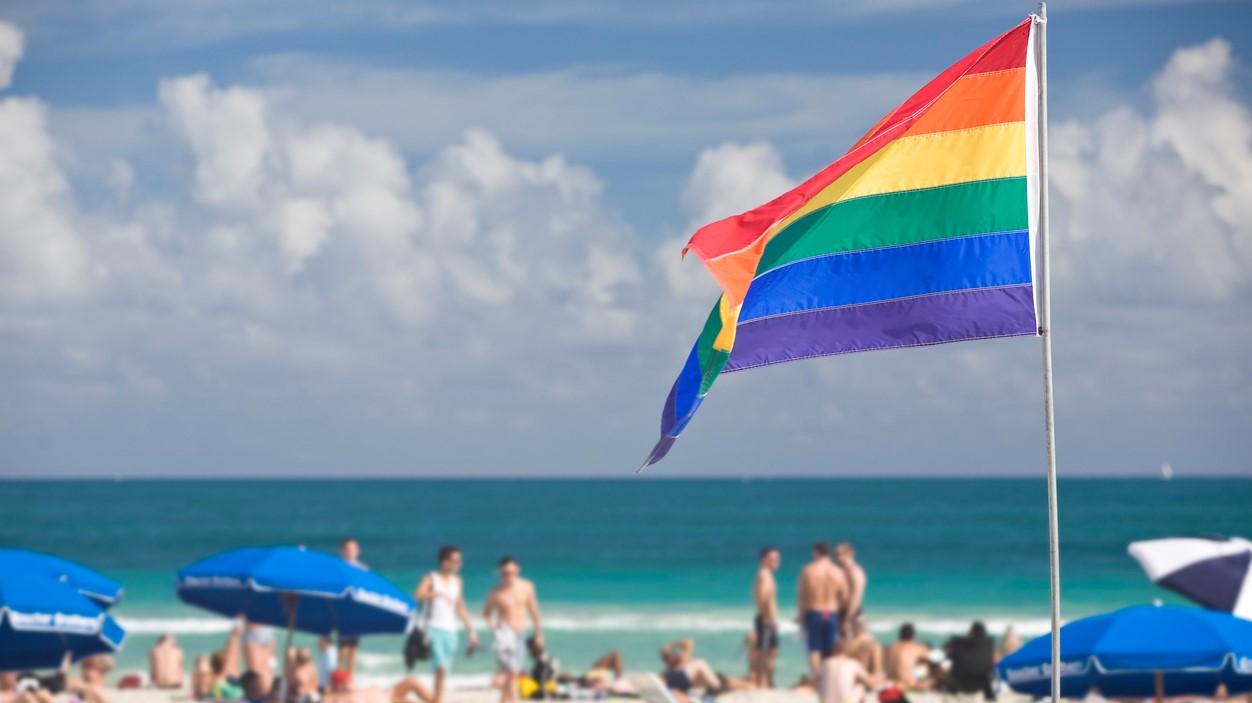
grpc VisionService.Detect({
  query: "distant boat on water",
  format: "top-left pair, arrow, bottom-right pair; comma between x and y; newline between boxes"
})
1161,462 -> 1174,480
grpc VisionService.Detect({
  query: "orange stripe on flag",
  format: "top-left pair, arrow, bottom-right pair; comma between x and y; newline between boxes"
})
904,69 -> 1025,138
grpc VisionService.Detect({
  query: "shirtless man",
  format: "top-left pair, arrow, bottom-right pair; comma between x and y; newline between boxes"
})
339,537 -> 368,674
150,634 -> 185,689
798,542 -> 849,677
817,639 -> 882,703
659,638 -> 753,703
483,556 -> 543,703
243,623 -> 276,695
751,547 -> 781,687
885,623 -> 932,690
834,543 -> 867,634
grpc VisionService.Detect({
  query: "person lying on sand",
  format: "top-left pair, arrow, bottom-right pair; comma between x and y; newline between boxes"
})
659,638 -> 754,702
525,636 -> 633,697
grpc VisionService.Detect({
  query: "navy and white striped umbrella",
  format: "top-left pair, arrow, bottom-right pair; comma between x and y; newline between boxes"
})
1128,537 -> 1252,620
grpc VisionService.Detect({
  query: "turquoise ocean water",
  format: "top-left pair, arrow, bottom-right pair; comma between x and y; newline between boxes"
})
1,478 -> 1248,685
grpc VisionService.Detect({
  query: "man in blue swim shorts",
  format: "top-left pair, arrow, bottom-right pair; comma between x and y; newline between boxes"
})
797,541 -> 851,677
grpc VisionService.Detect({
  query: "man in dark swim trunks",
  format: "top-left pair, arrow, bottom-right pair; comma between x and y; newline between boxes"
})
798,542 -> 850,677
752,547 -> 781,687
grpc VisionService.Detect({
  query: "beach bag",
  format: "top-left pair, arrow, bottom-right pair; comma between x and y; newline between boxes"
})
404,622 -> 432,668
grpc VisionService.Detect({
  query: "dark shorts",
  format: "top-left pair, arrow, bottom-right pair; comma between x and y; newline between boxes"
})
754,614 -> 779,650
664,670 -> 693,693
339,634 -> 360,647
804,609 -> 840,654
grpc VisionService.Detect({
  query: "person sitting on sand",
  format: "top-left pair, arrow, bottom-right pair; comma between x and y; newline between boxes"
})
817,639 -> 882,703
998,627 -> 1022,661
150,634 -> 185,689
80,655 -> 114,688
885,624 -> 932,691
659,638 -> 754,702
846,619 -> 884,677
210,651 -> 244,699
192,655 -> 214,700
941,622 -> 996,699
240,671 -> 273,703
289,648 -> 320,703
0,672 -> 18,703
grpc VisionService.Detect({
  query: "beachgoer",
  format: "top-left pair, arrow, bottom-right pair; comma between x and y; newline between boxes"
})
289,648 -> 319,702
835,543 -> 867,634
390,675 -> 436,703
243,623 -> 276,695
316,637 -> 338,691
415,545 -> 479,703
998,627 -> 1022,660
210,651 -> 244,700
659,638 -> 754,703
0,672 -> 18,703
798,542 -> 850,677
338,537 -> 368,674
240,671 -> 272,703
323,671 -> 408,703
817,639 -> 881,703
150,634 -> 185,689
526,635 -> 628,696
80,655 -> 114,687
846,619 -> 884,677
484,556 -> 543,703
752,547 -> 781,687
885,623 -> 932,690
192,655 -> 214,700
12,674 -> 56,703
942,622 -> 996,699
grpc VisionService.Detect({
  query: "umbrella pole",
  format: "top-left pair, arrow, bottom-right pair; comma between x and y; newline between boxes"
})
1154,671 -> 1163,703
279,593 -> 299,703
1032,5 -> 1062,703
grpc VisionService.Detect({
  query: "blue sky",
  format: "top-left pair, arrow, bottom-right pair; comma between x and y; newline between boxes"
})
0,0 -> 1249,477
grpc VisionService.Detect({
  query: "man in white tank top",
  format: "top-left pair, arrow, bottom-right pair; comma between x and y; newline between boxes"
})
415,546 -> 479,703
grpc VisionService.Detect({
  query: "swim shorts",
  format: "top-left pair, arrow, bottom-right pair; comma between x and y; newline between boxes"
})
804,610 -> 840,654
429,627 -> 458,669
755,614 -> 779,650
493,625 -> 525,673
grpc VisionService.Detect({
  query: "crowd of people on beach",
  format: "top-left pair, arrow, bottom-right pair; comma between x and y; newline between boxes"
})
0,538 -> 1023,703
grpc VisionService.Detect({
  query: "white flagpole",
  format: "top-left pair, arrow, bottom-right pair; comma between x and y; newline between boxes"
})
1034,3 -> 1061,702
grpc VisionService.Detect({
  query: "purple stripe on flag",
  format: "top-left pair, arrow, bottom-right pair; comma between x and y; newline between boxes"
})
725,285 -> 1037,373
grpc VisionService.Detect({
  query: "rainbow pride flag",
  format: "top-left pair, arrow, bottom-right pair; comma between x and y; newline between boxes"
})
645,16 -> 1043,468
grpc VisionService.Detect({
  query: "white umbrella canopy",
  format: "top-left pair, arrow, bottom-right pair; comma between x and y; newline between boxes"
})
1128,536 -> 1252,619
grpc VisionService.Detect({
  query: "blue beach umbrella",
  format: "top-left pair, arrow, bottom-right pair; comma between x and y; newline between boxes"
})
0,570 -> 126,670
176,546 -> 414,637
998,604 -> 1252,701
0,549 -> 124,608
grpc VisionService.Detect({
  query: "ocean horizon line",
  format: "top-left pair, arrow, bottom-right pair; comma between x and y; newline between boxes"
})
1,472 -> 1247,482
